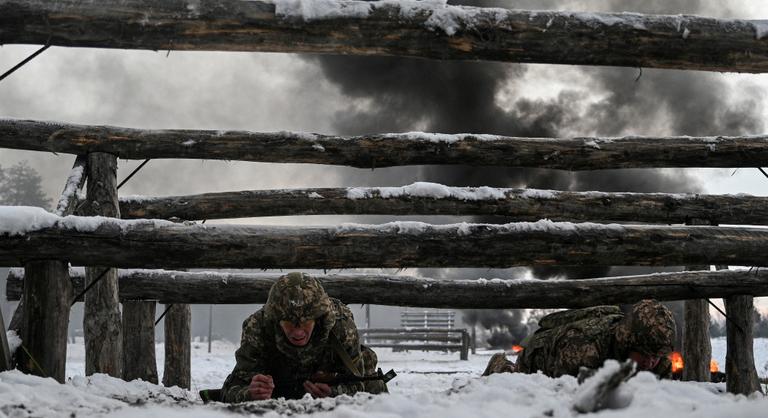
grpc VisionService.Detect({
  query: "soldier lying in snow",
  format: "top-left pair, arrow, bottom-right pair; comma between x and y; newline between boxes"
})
221,272 -> 388,402
483,300 -> 676,379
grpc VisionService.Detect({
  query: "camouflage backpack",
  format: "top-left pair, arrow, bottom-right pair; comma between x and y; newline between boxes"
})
537,306 -> 623,330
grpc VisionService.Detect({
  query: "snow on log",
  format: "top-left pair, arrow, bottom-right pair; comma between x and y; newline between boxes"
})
1,0 -> 767,73
4,119 -> 768,170
53,155 -> 87,217
7,268 -> 768,308
118,183 -> 768,225
3,207 -> 768,268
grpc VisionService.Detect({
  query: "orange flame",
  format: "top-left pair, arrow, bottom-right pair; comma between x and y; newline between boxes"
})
511,345 -> 524,353
710,359 -> 719,373
668,351 -> 684,373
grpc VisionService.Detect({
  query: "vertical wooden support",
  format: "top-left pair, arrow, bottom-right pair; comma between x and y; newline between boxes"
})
84,152 -> 122,377
9,155 -> 86,371
459,330 -> 469,361
163,304 -> 191,389
0,306 -> 11,372
471,324 -> 477,355
682,299 -> 711,382
122,301 -> 158,383
682,219 -> 712,382
19,261 -> 72,382
725,295 -> 763,395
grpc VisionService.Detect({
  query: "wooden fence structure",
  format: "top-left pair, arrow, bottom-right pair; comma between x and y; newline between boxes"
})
2,0 -> 768,396
360,328 -> 471,361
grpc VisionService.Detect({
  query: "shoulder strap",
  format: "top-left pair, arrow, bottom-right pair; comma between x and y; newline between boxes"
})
329,333 -> 362,377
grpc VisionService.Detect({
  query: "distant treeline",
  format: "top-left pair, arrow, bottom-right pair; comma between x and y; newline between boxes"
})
710,308 -> 768,338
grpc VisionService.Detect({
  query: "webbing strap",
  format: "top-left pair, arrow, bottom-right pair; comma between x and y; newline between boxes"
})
329,333 -> 361,377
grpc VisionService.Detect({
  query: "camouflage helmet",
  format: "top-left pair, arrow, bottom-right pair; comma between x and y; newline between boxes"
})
614,299 -> 676,356
264,272 -> 332,323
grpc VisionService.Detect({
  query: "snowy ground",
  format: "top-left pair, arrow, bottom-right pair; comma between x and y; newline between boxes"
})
1,338 -> 767,417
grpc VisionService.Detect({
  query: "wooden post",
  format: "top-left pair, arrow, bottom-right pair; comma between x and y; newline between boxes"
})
682,299 -> 711,382
163,304 -> 191,389
725,295 -> 763,395
471,325 -> 477,355
0,306 -> 10,372
682,220 -> 711,382
207,305 -> 213,354
84,152 -> 122,377
460,330 -> 469,361
19,261 -> 72,382
122,301 -> 158,383
8,155 -> 85,372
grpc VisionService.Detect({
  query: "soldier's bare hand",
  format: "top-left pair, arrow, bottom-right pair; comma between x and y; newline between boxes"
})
303,380 -> 332,398
248,374 -> 274,400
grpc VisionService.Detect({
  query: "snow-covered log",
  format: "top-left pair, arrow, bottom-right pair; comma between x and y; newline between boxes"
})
4,212 -> 768,268
1,0 -> 767,73
7,269 -> 768,308
118,184 -> 768,225
4,119 -> 768,170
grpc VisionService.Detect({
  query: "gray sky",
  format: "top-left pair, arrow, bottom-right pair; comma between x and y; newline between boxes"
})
2,1 -> 768,339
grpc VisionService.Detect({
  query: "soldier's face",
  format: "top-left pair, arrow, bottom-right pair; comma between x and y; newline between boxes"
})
628,351 -> 661,371
280,319 -> 316,347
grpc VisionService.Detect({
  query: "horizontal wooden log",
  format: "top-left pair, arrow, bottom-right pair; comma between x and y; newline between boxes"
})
4,213 -> 768,268
7,269 -> 768,308
4,119 -> 768,170
5,213 -> 768,272
1,0 -> 767,73
116,185 -> 768,225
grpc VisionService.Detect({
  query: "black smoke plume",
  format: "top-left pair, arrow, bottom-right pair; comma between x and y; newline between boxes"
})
307,0 -> 764,346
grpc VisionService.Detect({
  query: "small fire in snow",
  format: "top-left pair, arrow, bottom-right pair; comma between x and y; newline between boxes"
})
669,351 -> 684,373
710,359 -> 719,373
511,345 -> 524,353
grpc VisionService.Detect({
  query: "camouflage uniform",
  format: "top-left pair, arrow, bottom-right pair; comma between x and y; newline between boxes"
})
484,300 -> 675,379
221,273 -> 387,402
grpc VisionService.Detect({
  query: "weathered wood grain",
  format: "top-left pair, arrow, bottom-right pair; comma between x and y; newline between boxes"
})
9,155 -> 87,371
725,295 -> 763,395
682,299 -> 711,382
84,153 -> 123,378
163,304 -> 191,390
1,0 -> 767,72
682,219 -> 712,383
2,220 -> 768,269
122,301 -> 158,384
19,261 -> 71,383
8,269 -> 768,308
4,119 -> 768,170
117,187 -> 768,225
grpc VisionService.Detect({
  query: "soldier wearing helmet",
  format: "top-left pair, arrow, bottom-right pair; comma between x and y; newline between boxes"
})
221,272 -> 386,402
483,300 -> 676,378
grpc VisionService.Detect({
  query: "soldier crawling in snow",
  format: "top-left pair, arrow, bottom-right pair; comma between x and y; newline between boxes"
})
483,299 -> 676,379
221,272 -> 387,402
